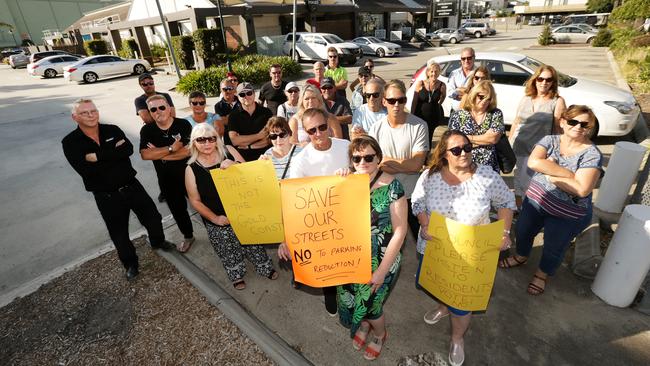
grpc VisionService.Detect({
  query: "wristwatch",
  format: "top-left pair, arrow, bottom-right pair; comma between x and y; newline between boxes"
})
168,145 -> 173,153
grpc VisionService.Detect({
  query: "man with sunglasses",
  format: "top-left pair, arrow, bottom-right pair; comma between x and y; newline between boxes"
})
140,95 -> 195,252
351,79 -> 387,139
277,82 -> 300,120
258,64 -> 288,115
323,47 -> 348,99
228,82 -> 272,161
134,73 -> 176,124
321,77 -> 353,139
350,66 -> 372,112
63,98 -> 176,280
288,108 -> 350,316
369,80 -> 429,237
447,47 -> 476,111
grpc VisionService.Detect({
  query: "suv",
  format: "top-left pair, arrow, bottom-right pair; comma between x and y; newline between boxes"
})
282,32 -> 362,65
460,22 -> 494,38
30,50 -> 74,64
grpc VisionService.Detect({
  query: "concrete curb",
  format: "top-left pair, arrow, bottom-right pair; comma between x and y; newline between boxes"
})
158,250 -> 313,366
606,49 -> 630,91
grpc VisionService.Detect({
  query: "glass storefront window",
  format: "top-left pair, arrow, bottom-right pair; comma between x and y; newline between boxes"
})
358,13 -> 385,37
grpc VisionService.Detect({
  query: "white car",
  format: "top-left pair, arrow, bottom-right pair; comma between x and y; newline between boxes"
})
550,25 -> 598,44
282,32 -> 362,65
63,55 -> 151,83
406,52 -> 640,137
27,55 -> 83,78
351,37 -> 401,57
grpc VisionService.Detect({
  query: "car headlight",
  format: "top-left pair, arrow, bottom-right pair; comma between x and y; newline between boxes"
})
604,101 -> 635,114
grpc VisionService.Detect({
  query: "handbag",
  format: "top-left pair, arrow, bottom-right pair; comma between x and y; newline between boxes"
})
459,111 -> 516,174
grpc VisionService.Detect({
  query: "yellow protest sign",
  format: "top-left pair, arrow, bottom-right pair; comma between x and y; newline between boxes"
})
418,212 -> 503,311
280,175 -> 371,287
211,160 -> 284,244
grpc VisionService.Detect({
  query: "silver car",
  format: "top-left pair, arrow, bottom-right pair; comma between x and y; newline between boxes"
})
9,52 -> 30,69
551,25 -> 598,44
426,28 -> 465,44
351,37 -> 401,57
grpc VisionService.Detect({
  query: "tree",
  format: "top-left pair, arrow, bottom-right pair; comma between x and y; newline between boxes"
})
538,24 -> 553,45
587,0 -> 614,13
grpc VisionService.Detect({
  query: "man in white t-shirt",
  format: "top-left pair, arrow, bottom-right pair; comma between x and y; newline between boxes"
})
369,79 -> 429,237
351,78 -> 387,140
283,108 -> 350,316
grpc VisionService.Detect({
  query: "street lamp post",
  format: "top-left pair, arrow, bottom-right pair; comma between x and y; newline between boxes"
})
154,0 -> 182,80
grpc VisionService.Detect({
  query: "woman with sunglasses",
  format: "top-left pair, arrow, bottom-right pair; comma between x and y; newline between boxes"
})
184,91 -> 222,134
500,105 -> 602,296
335,135 -> 407,361
277,82 -> 300,120
462,65 -> 491,94
185,123 -> 278,290
289,84 -> 342,146
410,62 -> 446,144
448,80 -> 504,173
412,130 -> 515,366
509,65 -> 566,207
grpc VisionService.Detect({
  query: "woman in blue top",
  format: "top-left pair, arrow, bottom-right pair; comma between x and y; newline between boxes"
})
185,91 -> 222,135
499,105 -> 603,296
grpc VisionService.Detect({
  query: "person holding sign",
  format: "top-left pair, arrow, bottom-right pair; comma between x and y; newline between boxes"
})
500,105 -> 602,296
411,130 -> 515,366
335,136 -> 407,361
185,124 -> 278,290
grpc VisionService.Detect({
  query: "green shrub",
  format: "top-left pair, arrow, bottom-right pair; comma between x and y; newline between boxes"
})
611,0 -> 650,21
538,24 -> 553,46
150,44 -> 167,58
609,27 -> 642,52
591,29 -> 613,47
171,35 -> 195,69
83,40 -> 108,55
192,28 -> 225,67
118,38 -> 140,58
176,55 -> 302,96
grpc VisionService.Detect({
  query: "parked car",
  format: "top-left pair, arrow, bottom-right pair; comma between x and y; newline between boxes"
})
351,36 -> 400,57
552,23 -> 598,33
63,55 -> 151,83
425,28 -> 465,44
27,54 -> 83,78
460,22 -> 494,38
550,25 -> 598,44
406,52 -> 640,137
282,32 -> 362,65
9,52 -> 30,69
29,50 -> 75,64
528,18 -> 542,26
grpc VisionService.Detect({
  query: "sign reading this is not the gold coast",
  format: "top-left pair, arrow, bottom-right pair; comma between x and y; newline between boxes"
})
210,160 -> 284,244
418,212 -> 503,311
281,175 -> 371,287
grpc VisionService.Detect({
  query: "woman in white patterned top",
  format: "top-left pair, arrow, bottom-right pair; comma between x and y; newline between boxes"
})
411,129 -> 515,366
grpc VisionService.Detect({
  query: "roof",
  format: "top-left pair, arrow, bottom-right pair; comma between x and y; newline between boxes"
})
65,1 -> 132,32
356,0 -> 428,12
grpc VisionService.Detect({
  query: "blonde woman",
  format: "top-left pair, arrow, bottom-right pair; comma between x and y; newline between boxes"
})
462,65 -> 491,93
410,62 -> 446,143
289,84 -> 342,146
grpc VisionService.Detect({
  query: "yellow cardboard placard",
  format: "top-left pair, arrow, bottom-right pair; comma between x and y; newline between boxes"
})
418,212 -> 503,311
280,175 -> 371,287
210,160 -> 284,244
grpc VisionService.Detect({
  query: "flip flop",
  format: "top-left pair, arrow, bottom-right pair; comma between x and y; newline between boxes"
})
499,255 -> 527,269
178,237 -> 195,253
267,269 -> 279,280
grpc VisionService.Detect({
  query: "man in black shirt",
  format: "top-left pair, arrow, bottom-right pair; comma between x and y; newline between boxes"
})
228,82 -> 272,161
140,95 -> 195,252
258,64 -> 288,115
214,78 -> 240,147
321,77 -> 353,139
134,73 -> 175,124
62,98 -> 175,280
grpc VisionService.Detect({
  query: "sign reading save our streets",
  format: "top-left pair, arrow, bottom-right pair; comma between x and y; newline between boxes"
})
434,0 -> 458,17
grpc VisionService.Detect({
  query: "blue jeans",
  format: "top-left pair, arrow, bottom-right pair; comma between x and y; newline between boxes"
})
515,197 -> 591,276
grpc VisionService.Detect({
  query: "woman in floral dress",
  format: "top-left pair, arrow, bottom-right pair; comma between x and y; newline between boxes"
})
335,135 -> 408,361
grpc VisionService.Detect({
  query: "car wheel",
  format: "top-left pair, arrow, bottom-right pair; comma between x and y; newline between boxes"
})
133,64 -> 146,74
11,65 -> 16,69
83,72 -> 98,84
44,68 -> 57,78
449,37 -> 458,44
475,31 -> 482,38
376,48 -> 386,57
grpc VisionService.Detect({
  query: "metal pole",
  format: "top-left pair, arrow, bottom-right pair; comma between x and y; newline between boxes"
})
154,0 -> 182,79
456,0 -> 462,28
215,0 -> 229,66
292,0 -> 297,60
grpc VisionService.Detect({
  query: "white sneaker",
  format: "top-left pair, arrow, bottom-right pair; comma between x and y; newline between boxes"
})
449,340 -> 465,366
423,308 -> 449,325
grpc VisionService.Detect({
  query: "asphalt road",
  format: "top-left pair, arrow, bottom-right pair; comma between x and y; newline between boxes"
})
0,25 -> 626,306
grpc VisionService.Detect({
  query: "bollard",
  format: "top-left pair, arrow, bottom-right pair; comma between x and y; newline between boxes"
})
592,205 -> 650,307
594,141 -> 647,213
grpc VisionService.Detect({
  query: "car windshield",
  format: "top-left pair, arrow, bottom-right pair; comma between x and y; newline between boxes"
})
323,35 -> 344,44
366,37 -> 381,43
520,56 -> 577,87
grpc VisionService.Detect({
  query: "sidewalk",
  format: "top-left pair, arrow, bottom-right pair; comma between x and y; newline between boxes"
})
161,214 -> 650,365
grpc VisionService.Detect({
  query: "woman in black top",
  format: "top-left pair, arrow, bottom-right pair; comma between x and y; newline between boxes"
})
410,62 -> 446,144
185,123 -> 278,290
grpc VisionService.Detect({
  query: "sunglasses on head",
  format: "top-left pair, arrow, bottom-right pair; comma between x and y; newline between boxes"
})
140,81 -> 154,86
384,97 -> 407,105
536,76 -> 553,83
477,94 -> 490,101
195,136 -> 217,144
222,86 -> 234,91
238,91 -> 254,98
148,105 -> 167,113
269,132 -> 288,140
364,92 -> 381,99
287,88 -> 300,93
448,143 -> 473,156
191,101 -> 206,106
306,123 -> 328,135
351,154 -> 376,164
566,119 -> 591,129
461,56 -> 474,61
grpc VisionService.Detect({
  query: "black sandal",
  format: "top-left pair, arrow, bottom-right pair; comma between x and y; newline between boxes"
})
233,279 -> 246,290
499,255 -> 527,269
267,269 -> 279,280
527,274 -> 546,296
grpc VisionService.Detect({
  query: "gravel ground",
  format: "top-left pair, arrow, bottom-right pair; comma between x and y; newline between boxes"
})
0,237 -> 275,366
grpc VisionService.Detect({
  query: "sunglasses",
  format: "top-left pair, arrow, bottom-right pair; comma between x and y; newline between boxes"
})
328,55 -> 338,59
222,87 -> 234,91
351,154 -> 376,164
148,105 -> 167,113
238,91 -> 254,98
195,136 -> 218,144
461,56 -> 474,61
228,78 -> 238,82
320,86 -> 334,90
477,94 -> 490,101
271,71 -> 282,75
191,101 -> 206,106
269,132 -> 289,140
566,119 -> 591,129
363,92 -> 381,99
287,88 -> 300,93
474,75 -> 486,81
359,74 -> 370,78
385,97 -> 407,105
306,123 -> 328,135
140,81 -> 154,86
536,76 -> 553,83
448,143 -> 473,156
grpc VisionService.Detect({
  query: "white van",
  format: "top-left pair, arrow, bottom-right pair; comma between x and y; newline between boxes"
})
282,32 -> 362,65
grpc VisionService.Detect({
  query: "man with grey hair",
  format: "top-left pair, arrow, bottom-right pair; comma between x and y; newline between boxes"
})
62,98 -> 175,280
447,47 -> 476,111
351,78 -> 387,139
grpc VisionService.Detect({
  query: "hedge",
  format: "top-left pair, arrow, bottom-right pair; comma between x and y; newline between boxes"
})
193,28 -> 225,67
171,35 -> 195,69
176,55 -> 302,96
84,40 -> 109,55
591,29 -> 613,47
118,38 -> 140,58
